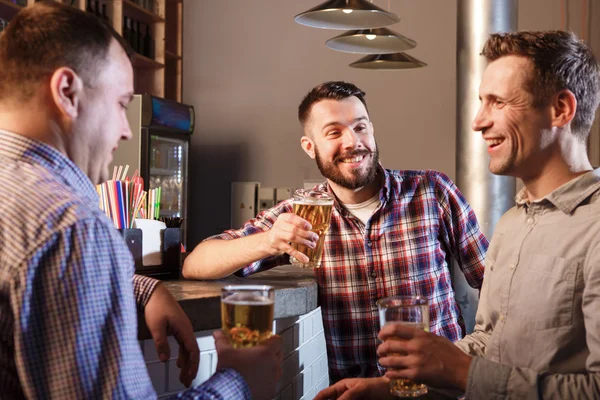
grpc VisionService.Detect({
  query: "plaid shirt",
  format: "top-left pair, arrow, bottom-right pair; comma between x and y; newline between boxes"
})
213,168 -> 487,382
0,130 -> 250,399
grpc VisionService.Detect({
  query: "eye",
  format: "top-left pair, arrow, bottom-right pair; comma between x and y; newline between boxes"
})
120,103 -> 129,110
326,130 -> 340,137
355,125 -> 367,132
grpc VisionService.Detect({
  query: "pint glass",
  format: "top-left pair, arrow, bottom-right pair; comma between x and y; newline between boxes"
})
377,296 -> 429,397
289,189 -> 333,268
221,285 -> 275,348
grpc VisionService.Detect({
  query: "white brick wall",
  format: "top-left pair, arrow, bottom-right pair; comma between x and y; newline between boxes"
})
141,307 -> 328,400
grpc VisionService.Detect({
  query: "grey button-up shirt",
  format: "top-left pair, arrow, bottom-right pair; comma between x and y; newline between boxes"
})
456,169 -> 600,399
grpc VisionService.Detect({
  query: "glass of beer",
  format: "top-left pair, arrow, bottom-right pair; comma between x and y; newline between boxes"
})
377,296 -> 429,398
289,189 -> 334,269
221,285 -> 275,348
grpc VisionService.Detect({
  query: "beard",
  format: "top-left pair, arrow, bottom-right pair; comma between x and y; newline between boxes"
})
315,146 -> 380,190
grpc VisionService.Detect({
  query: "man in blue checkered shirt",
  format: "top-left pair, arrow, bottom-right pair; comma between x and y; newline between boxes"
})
0,3 -> 281,399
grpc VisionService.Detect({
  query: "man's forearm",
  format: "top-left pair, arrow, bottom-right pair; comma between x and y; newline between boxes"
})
182,232 -> 275,279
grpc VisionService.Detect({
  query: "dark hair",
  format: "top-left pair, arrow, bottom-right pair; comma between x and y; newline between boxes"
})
298,81 -> 369,127
482,30 -> 600,139
0,1 -> 133,101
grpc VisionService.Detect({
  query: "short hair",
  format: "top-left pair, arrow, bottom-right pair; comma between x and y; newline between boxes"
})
0,1 -> 134,101
482,30 -> 600,139
298,81 -> 369,127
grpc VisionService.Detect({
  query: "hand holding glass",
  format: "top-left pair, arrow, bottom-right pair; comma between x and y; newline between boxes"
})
377,296 -> 429,398
289,189 -> 333,269
221,285 -> 274,348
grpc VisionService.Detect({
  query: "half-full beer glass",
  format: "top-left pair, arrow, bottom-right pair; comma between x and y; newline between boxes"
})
377,296 -> 429,398
289,189 -> 333,269
221,285 -> 274,348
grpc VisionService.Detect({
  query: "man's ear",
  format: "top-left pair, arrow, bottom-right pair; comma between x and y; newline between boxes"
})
301,135 -> 316,159
49,67 -> 83,120
551,89 -> 577,129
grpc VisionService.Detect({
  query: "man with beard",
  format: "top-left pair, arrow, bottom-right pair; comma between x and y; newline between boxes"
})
182,81 -> 488,383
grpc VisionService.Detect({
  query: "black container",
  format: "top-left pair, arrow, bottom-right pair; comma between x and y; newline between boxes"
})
118,227 -> 181,280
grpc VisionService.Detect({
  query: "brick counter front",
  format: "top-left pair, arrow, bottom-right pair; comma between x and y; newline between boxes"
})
137,265 -> 327,399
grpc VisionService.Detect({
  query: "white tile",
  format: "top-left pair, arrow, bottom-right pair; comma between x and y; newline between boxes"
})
300,366 -> 312,396
167,358 -> 186,393
311,354 -> 328,390
275,316 -> 299,334
211,350 -> 219,374
280,383 -> 294,400
167,336 -> 180,361
143,339 -> 159,362
293,377 -> 303,400
298,337 -> 319,371
302,317 -> 313,344
281,326 -> 295,358
146,361 -> 166,394
303,388 -> 317,400
317,376 -> 329,393
196,330 -> 217,352
192,352 -> 213,387
281,350 -> 300,389
312,309 -> 324,336
315,332 -> 326,356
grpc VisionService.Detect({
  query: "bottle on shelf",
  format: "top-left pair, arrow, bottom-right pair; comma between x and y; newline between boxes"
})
130,19 -> 139,53
123,17 -> 132,48
143,24 -> 155,60
137,21 -> 144,57
101,4 -> 111,26
86,0 -> 93,13
94,1 -> 102,19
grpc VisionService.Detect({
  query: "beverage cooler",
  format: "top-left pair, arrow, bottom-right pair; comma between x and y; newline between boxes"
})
110,94 -> 194,247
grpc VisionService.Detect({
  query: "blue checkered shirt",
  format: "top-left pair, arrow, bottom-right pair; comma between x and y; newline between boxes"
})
0,130 -> 250,399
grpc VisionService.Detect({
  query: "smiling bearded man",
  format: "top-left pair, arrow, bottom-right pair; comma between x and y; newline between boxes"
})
182,81 -> 489,384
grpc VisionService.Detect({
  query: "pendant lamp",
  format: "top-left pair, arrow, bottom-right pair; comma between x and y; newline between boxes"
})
326,27 -> 416,54
349,52 -> 427,69
294,0 -> 400,30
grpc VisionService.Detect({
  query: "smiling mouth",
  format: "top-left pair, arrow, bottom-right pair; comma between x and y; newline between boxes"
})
485,138 -> 505,149
339,155 -> 365,163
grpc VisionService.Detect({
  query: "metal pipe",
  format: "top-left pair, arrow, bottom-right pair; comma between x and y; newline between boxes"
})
456,0 -> 518,239
454,0 -> 517,333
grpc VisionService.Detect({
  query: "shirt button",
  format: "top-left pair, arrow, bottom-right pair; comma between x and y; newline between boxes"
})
371,272 -> 377,279
499,314 -> 505,321
367,241 -> 372,247
527,217 -> 535,224
509,264 -> 515,270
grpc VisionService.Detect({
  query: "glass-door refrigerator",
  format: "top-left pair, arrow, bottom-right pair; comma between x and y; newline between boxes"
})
110,94 -> 195,247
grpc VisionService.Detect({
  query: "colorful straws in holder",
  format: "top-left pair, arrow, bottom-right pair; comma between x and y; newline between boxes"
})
96,166 -> 162,229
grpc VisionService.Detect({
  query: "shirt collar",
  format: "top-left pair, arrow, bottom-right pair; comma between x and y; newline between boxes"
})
0,129 -> 99,204
515,169 -> 600,214
323,165 -> 390,214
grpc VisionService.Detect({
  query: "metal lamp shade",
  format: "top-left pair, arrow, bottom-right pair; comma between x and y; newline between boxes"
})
326,28 -> 416,54
349,52 -> 427,69
294,0 -> 400,30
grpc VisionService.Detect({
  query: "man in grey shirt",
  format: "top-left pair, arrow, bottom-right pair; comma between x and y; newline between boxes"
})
315,30 -> 600,399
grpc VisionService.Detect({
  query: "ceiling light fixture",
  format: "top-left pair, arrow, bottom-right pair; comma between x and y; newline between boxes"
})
294,0 -> 400,30
349,52 -> 427,69
326,27 -> 416,54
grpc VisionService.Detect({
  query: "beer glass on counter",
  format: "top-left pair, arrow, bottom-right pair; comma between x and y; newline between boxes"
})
289,189 -> 333,269
377,296 -> 429,398
221,285 -> 275,348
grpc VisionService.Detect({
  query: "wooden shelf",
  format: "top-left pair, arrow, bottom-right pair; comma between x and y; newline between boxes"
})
122,0 -> 165,24
165,50 -> 182,60
132,53 -> 164,69
0,0 -> 22,20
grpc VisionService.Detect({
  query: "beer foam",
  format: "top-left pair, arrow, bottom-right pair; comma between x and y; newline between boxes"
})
223,293 -> 274,305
